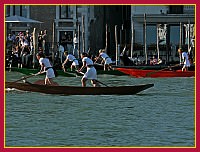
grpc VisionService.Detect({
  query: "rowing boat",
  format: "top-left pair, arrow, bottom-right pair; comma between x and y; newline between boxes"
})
114,64 -> 195,70
5,82 -> 154,95
116,68 -> 195,78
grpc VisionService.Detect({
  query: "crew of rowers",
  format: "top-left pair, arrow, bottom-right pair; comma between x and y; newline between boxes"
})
36,48 -> 191,87
36,49 -> 113,87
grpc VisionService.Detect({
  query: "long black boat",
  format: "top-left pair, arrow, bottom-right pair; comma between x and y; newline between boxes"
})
5,82 -> 154,95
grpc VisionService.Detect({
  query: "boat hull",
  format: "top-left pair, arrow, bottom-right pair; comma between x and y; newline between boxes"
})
116,68 -> 195,78
5,82 -> 154,95
114,64 -> 195,71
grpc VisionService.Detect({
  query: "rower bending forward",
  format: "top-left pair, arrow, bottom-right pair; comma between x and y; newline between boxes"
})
78,53 -> 100,87
62,51 -> 79,72
96,49 -> 113,71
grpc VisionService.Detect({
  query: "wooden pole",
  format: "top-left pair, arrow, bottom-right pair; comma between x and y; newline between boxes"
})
188,20 -> 190,52
117,44 -> 120,65
115,25 -> 118,65
78,24 -> 80,58
105,24 -> 108,53
179,22 -> 182,49
157,24 -> 160,60
120,24 -> 123,47
144,13 -> 147,64
32,28 -> 36,69
131,21 -> 134,58
52,22 -> 55,64
82,15 -> 85,53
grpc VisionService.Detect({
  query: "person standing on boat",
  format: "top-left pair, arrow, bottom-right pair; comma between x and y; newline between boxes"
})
96,49 -> 113,71
178,48 -> 190,71
36,51 -> 56,85
62,51 -> 79,72
78,52 -> 100,87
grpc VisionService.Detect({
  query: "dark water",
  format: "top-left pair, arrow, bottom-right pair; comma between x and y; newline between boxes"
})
5,71 -> 195,147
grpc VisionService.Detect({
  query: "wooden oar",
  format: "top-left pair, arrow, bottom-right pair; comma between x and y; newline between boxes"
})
76,71 -> 109,87
94,63 -> 103,67
13,71 -> 46,83
63,71 -> 79,77
145,64 -> 181,77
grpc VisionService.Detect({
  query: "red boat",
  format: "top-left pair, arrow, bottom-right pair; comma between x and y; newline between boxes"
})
116,68 -> 195,78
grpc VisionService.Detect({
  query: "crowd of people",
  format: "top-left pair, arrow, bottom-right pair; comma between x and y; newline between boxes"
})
6,30 -> 79,69
6,30 -> 33,68
6,30 -> 49,69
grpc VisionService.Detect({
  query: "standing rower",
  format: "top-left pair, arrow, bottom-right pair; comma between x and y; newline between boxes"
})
178,48 -> 190,71
78,52 -> 100,87
36,51 -> 56,85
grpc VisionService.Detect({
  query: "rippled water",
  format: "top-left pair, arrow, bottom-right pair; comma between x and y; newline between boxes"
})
5,71 -> 195,147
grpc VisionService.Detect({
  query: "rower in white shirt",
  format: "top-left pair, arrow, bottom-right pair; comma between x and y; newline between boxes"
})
78,52 -> 100,87
96,49 -> 113,71
62,51 -> 79,71
178,48 -> 191,71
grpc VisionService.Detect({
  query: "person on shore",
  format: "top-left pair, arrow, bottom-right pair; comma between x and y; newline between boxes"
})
62,51 -> 79,72
78,52 -> 100,87
96,49 -> 113,71
20,44 -> 31,68
178,48 -> 190,71
73,33 -> 78,58
66,33 -> 73,52
60,32 -> 68,51
36,51 -> 57,85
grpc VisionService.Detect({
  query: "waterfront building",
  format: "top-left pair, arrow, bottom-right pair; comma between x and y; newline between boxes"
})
131,5 -> 195,64
5,5 -> 195,64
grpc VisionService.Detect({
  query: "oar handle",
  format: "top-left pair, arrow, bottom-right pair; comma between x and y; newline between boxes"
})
96,80 -> 109,87
13,71 -> 45,83
78,71 -> 85,75
76,71 -> 109,87
146,64 -> 181,77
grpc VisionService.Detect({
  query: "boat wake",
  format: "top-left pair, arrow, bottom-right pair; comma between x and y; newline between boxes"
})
6,88 -> 16,91
5,88 -> 28,94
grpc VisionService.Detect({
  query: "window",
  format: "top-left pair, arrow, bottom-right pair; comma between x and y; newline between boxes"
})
13,5 -> 27,17
170,26 -> 180,45
146,25 -> 156,45
169,6 -> 183,14
5,5 -> 10,17
60,5 -> 69,19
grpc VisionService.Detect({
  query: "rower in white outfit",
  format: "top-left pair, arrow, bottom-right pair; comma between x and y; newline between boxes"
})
36,51 -> 56,85
78,52 -> 100,87
96,49 -> 113,71
62,51 -> 79,71
178,48 -> 190,71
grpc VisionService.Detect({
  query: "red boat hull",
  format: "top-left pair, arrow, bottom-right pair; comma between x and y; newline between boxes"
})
116,68 -> 195,78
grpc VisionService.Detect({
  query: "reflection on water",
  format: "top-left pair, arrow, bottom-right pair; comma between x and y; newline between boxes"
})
5,71 -> 195,147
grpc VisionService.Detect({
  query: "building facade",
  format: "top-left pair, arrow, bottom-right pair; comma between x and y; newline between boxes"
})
5,5 -> 195,64
131,5 -> 195,63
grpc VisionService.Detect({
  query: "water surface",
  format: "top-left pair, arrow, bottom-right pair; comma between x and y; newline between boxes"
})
5,71 -> 195,147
